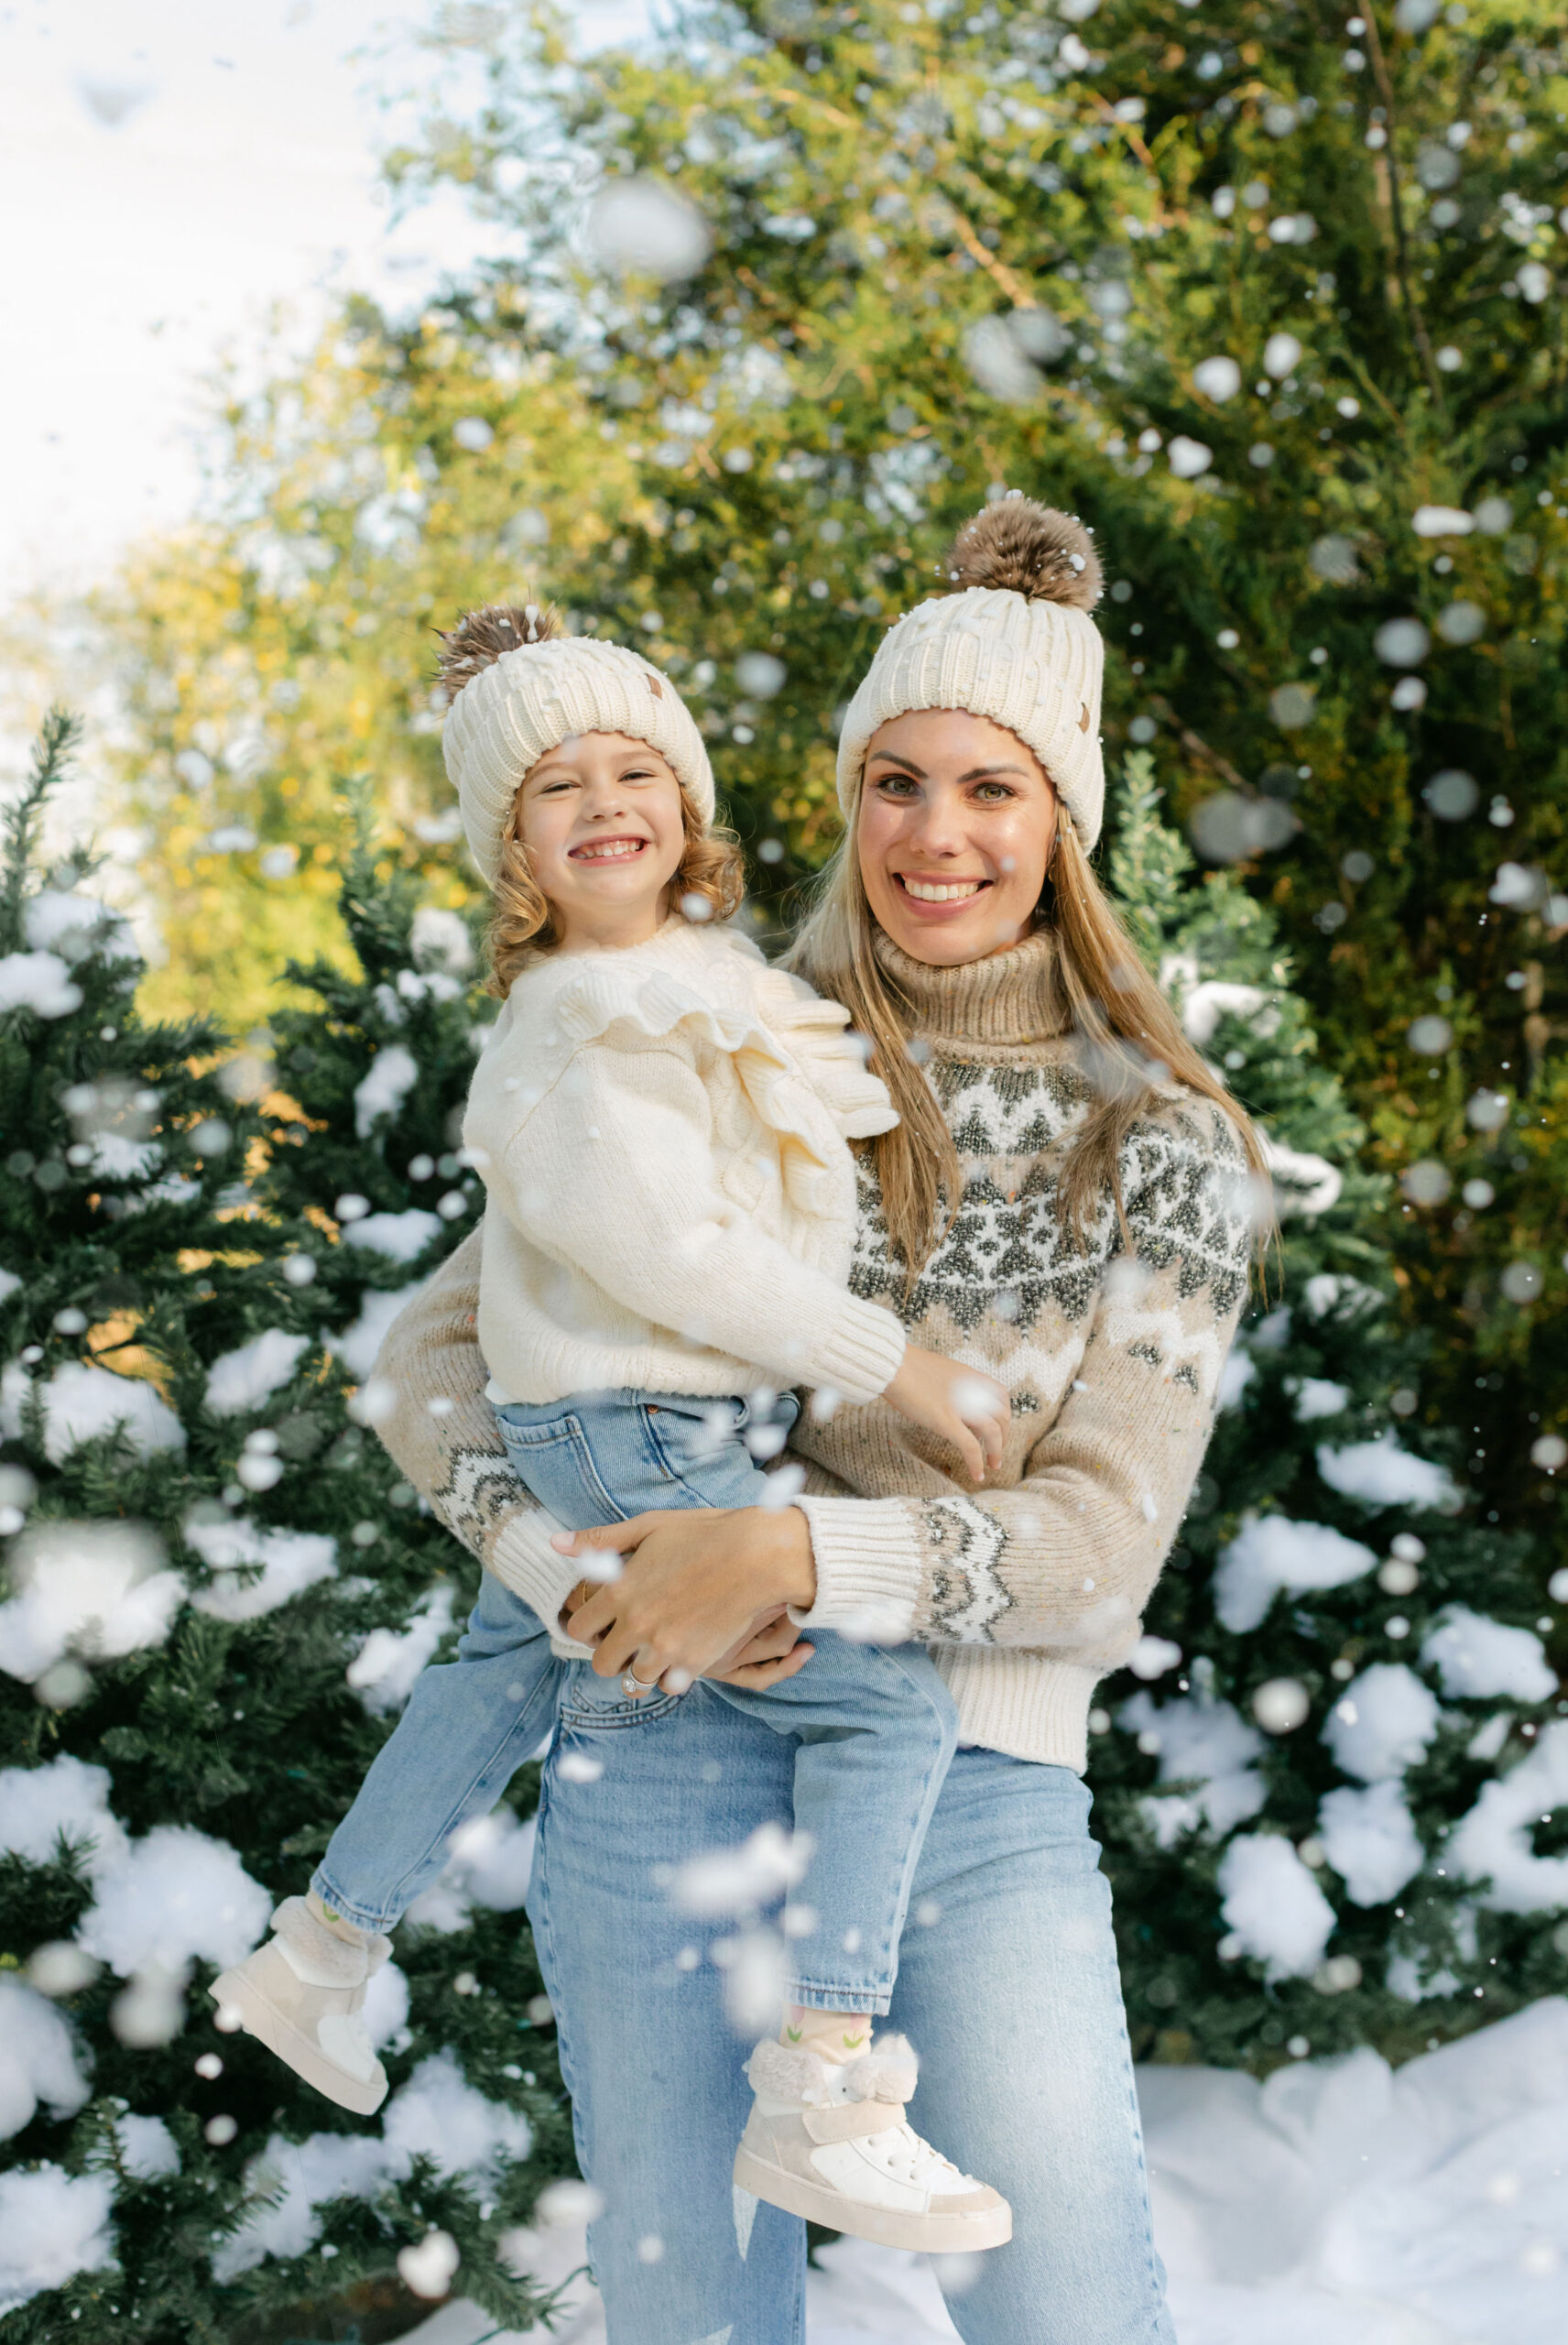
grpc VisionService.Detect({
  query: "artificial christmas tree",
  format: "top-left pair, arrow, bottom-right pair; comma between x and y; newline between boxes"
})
0,727 -> 571,2342
1090,757 -> 1567,2067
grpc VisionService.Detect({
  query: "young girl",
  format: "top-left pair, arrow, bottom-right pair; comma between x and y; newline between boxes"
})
215,605 -> 1012,2253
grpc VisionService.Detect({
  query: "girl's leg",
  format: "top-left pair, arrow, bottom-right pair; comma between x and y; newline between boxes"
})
311,1570 -> 561,1934
715,1632 -> 958,2017
889,1749 -> 1176,2345
530,1671 -> 808,2345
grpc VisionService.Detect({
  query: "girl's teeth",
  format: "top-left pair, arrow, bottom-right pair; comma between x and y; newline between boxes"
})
903,878 -> 983,902
577,840 -> 643,860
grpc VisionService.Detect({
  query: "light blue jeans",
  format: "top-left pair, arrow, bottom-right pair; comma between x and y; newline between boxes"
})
316,1388 -> 957,2018
534,1675 -> 1177,2345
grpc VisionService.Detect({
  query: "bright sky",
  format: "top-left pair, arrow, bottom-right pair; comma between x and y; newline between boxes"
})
0,0 -> 652,611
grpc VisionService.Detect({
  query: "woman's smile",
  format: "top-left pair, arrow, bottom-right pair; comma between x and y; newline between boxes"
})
894,872 -> 990,907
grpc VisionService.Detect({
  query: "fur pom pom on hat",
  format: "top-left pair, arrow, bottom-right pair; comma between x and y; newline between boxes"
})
835,497 -> 1106,847
438,602 -> 715,886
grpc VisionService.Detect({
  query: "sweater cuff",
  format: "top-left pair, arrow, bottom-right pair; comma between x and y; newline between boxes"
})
486,1511 -> 593,1652
790,1495 -> 922,1644
803,1297 -> 908,1409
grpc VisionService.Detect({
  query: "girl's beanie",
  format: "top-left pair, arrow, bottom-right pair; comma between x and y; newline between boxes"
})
834,499 -> 1106,847
438,603 -> 715,887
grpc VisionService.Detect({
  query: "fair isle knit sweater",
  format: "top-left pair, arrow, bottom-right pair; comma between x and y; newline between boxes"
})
371,926 -> 1254,1774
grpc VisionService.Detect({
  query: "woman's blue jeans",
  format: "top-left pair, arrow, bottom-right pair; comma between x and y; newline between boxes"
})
534,1669 -> 1176,2345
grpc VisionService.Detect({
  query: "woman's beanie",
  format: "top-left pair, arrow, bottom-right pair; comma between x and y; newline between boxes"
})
438,602 -> 715,887
835,499 -> 1106,847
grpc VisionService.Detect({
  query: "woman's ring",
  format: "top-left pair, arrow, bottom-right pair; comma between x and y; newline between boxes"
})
622,1668 -> 659,1696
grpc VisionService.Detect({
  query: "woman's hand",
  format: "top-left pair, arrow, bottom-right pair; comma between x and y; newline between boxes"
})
552,1503 -> 817,1693
705,1607 -> 815,1691
561,1587 -> 813,1693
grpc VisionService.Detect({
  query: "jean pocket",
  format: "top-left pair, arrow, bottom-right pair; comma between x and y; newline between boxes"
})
496,1412 -> 626,1529
636,1396 -> 767,1509
558,1661 -> 681,1731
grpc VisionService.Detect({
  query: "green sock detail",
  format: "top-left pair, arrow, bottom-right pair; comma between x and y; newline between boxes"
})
785,2024 -> 803,2043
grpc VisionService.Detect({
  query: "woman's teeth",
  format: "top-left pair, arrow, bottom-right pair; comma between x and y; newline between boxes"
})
899,877 -> 984,902
572,838 -> 646,861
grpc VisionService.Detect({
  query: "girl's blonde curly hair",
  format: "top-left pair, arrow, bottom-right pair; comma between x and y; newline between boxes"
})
433,598 -> 745,997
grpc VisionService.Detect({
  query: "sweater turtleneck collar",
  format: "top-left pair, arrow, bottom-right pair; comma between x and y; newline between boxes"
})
872,921 -> 1069,1051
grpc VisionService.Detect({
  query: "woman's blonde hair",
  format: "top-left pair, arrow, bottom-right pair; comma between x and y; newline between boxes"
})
486,784 -> 745,996
786,791 -> 1271,1282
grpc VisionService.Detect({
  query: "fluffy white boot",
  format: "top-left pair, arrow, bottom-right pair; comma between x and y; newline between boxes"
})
734,2033 -> 1011,2253
210,1895 -> 391,2115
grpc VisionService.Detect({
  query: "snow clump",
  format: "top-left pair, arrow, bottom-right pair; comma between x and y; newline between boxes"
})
410,905 -> 474,972
75,1826 -> 270,1977
113,2112 -> 181,2179
1322,1663 -> 1441,1783
1316,1779 -> 1425,1904
1315,1431 -> 1461,1511
185,1516 -> 338,1623
354,1044 -> 419,1138
203,1328 -> 310,1416
343,1208 -> 443,1263
1117,1691 -> 1267,1847
1213,1512 -> 1378,1632
24,889 -> 136,963
382,2049 -> 533,2181
1216,1834 -> 1336,1978
1291,1378 -> 1349,1423
0,2165 -> 115,2315
327,1282 -> 425,1381
348,1584 -> 456,1714
1446,1721 -> 1568,1913
0,1522 -> 185,1683
1259,1136 -> 1342,1217
0,1977 -> 93,2140
40,1363 -> 185,1464
0,1753 -> 127,1874
1178,980 -> 1280,1047
0,950 -> 82,1019
1421,1605 -> 1556,1701
405,1807 -> 538,1933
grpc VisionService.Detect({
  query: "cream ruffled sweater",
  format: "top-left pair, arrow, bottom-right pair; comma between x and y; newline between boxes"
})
377,926 -> 1253,1772
463,912 -> 907,1409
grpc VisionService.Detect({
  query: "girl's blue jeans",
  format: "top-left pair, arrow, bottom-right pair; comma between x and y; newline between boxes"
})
313,1388 -> 957,2015
535,1676 -> 1176,2345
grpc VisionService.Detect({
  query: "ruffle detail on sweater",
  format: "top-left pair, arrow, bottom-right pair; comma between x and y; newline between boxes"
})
546,938 -> 895,1218
747,965 -> 900,1141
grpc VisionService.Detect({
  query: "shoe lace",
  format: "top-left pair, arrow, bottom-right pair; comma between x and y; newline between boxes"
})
873,2122 -> 974,2188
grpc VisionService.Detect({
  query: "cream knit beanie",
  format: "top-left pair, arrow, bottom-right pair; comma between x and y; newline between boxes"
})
437,603 -> 715,887
835,499 -> 1106,847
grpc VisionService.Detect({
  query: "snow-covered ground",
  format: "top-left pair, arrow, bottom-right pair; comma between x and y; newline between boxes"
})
406,1998 -> 1568,2344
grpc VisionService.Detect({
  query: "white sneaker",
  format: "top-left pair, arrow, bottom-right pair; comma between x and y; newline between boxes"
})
733,2034 -> 1012,2253
210,1895 -> 390,2115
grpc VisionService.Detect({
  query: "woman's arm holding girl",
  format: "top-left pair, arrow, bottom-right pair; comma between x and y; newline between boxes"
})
797,1109 -> 1255,1662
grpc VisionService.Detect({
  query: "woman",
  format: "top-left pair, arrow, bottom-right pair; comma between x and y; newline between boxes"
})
374,498 -> 1262,2343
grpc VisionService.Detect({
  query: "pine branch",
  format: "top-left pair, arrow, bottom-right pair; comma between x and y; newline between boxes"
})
0,706 -> 82,952
1107,751 -> 1194,963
